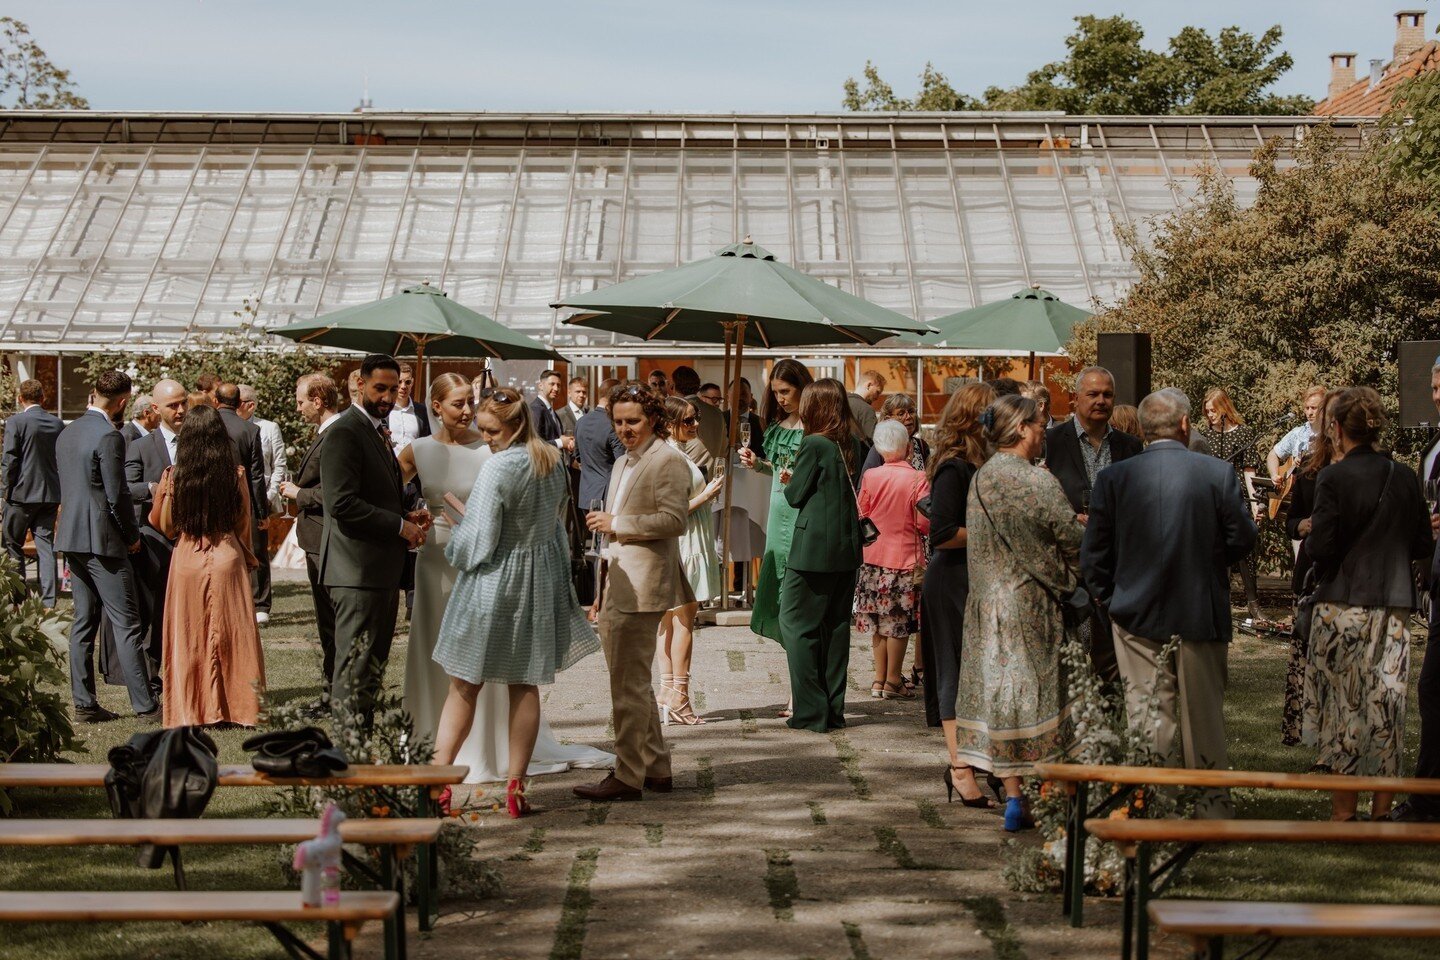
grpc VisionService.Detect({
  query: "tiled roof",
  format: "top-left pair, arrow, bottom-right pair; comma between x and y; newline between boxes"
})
1314,40 -> 1440,116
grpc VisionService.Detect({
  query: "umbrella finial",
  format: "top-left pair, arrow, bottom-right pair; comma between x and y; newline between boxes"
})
1030,282 -> 1042,289
743,234 -> 753,245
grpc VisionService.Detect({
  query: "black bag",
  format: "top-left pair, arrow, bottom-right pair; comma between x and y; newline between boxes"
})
242,726 -> 349,778
105,726 -> 219,881
974,481 -> 1092,631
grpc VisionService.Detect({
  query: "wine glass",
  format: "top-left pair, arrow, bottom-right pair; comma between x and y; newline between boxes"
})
712,459 -> 726,483
587,498 -> 604,553
1079,487 -> 1091,514
1426,478 -> 1439,515
409,496 -> 430,552
739,420 -> 752,448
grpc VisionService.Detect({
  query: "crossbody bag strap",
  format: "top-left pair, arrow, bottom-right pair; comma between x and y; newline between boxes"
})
973,476 -> 1071,606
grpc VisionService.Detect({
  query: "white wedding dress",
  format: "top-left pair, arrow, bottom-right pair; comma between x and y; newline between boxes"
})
403,434 -> 613,784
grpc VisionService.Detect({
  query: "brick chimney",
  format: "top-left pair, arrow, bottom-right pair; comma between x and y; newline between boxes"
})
1329,53 -> 1357,99
1395,10 -> 1427,62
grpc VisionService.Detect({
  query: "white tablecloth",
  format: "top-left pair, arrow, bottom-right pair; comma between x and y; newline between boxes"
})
712,460 -> 770,562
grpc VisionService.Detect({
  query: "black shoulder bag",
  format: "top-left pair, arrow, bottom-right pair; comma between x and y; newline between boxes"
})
1294,460 -> 1395,643
974,479 -> 1091,631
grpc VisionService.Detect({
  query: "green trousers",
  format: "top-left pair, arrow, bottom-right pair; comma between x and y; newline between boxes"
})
779,567 -> 857,733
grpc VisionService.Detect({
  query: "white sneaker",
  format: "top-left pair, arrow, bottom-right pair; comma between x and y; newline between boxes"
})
255,611 -> 270,625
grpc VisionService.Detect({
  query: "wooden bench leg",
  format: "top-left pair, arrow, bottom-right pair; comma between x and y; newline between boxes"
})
416,785 -> 439,933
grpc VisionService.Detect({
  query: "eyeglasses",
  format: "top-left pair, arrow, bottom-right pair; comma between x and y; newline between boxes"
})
480,388 -> 518,403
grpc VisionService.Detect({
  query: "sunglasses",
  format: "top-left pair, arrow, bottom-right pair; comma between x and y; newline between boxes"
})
678,416 -> 699,426
480,388 -> 519,403
618,385 -> 650,399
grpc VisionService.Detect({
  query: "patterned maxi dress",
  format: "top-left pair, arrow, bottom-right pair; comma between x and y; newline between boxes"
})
750,423 -> 804,642
954,451 -> 1083,777
433,446 -> 600,685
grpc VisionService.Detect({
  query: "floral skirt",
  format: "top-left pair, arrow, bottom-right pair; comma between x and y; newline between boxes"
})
1281,627 -> 1308,746
1302,603 -> 1410,777
853,562 -> 923,639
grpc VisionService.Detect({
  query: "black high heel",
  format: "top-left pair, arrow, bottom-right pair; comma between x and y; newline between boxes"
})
943,765 -> 996,808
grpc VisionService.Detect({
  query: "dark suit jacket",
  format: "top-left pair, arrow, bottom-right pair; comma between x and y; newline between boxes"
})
1081,440 -> 1257,643
1422,431 -> 1440,587
120,421 -> 147,447
2,405 -> 63,504
292,424 -> 331,556
1305,446 -> 1433,609
319,405 -> 407,589
784,434 -> 864,574
557,404 -> 585,436
575,407 -> 624,509
724,410 -> 765,459
55,409 -> 139,558
529,397 -> 562,444
124,428 -> 173,529
219,407 -> 267,518
1045,420 -> 1144,514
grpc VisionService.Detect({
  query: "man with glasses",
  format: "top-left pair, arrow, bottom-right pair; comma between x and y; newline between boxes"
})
696,383 -> 723,407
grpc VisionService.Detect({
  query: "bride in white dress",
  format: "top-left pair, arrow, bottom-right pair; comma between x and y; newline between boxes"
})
399,373 -> 612,784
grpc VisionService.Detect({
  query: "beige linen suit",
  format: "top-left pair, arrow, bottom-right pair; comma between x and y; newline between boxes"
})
600,437 -> 694,788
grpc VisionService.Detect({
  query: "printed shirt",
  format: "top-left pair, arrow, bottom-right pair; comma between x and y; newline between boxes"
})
1273,423 -> 1315,463
1074,417 -> 1113,487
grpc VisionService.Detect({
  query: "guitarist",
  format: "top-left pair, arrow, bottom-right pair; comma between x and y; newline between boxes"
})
1266,385 -> 1326,485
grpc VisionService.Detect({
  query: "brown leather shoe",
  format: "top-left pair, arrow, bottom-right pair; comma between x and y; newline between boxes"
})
643,776 -> 673,793
572,774 -> 642,802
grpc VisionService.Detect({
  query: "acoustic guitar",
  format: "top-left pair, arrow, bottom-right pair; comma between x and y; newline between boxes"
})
1267,457 -> 1297,521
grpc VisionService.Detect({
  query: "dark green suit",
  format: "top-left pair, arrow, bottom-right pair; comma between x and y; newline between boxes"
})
780,434 -> 863,732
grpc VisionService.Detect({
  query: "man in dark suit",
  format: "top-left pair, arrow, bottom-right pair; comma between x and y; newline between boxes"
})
320,355 -> 428,722
1045,366 -> 1144,682
280,373 -> 341,702
576,378 -> 625,511
557,376 -> 588,437
215,382 -> 270,623
529,369 -> 573,453
120,394 -> 158,447
55,370 -> 158,723
1081,388 -> 1256,817
124,379 -> 186,680
2,378 -> 63,606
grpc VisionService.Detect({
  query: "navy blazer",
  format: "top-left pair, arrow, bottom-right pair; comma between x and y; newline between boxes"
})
55,409 -> 140,558
124,427 -> 173,529
1,405 -> 63,504
529,397 -> 563,444
219,407 -> 267,517
1080,440 -> 1257,643
1421,431 -> 1440,589
1045,420 -> 1144,514
575,407 -> 625,509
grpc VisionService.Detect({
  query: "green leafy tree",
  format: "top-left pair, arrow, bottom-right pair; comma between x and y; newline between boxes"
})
0,17 -> 87,109
1380,28 -> 1440,191
846,15 -> 1313,115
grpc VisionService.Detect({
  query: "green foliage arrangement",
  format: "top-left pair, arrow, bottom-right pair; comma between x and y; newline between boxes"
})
0,554 -> 77,814
75,299 -> 338,457
845,15 -> 1312,115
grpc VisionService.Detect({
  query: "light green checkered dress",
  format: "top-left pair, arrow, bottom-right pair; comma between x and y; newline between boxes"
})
433,446 -> 599,685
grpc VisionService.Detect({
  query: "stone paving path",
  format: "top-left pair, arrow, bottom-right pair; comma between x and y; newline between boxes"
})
386,622 -> 1144,960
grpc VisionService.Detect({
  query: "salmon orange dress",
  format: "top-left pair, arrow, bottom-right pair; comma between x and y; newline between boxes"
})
152,466 -> 266,727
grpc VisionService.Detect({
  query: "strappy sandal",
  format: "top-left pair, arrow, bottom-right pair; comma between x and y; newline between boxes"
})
667,675 -> 707,725
881,680 -> 915,701
944,764 -> 997,808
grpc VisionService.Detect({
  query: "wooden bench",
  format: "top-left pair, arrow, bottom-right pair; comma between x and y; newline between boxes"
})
0,817 -> 443,960
1148,900 -> 1440,959
1033,760 -> 1440,927
0,889 -> 398,960
0,762 -> 465,931
1086,817 -> 1440,960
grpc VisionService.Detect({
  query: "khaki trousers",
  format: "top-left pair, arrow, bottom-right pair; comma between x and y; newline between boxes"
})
599,607 -> 671,789
1112,622 -> 1234,819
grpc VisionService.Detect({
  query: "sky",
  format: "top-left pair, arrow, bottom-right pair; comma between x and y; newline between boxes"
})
5,0 -> 1422,113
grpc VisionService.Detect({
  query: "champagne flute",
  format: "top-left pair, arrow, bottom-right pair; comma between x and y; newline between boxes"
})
1426,478 -> 1439,515
1079,487 -> 1091,514
739,419 -> 752,448
587,498 -> 604,553
713,459 -> 726,484
410,496 -> 431,552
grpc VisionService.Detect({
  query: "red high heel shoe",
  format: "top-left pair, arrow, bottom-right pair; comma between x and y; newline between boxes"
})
506,778 -> 531,819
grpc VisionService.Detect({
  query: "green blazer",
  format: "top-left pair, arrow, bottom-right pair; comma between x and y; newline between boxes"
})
783,434 -> 863,573
319,405 -> 408,589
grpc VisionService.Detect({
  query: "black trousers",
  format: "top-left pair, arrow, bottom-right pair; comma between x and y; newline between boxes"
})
3,502 -> 57,606
1411,587 -> 1440,814
329,584 -> 399,722
305,552 -> 337,695
67,551 -> 157,714
251,524 -> 271,613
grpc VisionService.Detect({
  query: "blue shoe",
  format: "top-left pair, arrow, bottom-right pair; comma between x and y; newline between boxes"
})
1004,796 -> 1031,833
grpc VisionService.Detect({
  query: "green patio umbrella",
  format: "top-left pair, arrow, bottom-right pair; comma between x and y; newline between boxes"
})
552,238 -> 930,610
907,284 -> 1092,378
270,283 -> 568,372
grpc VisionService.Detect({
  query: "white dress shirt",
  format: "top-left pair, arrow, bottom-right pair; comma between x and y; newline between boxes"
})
129,420 -> 150,438
387,402 -> 422,451
158,422 -> 179,466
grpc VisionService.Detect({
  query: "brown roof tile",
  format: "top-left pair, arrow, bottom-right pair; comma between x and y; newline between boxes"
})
1314,40 -> 1440,116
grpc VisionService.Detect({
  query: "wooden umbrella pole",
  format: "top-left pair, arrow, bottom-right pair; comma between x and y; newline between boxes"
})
720,318 -> 747,612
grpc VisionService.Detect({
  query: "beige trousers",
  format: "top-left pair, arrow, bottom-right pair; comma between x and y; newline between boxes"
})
598,607 -> 671,789
1112,622 -> 1234,819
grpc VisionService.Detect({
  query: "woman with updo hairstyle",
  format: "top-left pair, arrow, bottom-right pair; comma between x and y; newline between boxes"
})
429,384 -> 604,818
920,382 -> 997,806
1302,386 -> 1433,821
954,394 -> 1083,831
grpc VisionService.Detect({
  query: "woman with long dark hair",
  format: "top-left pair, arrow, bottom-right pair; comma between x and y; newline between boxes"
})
150,403 -> 265,727
739,358 -> 814,646
779,378 -> 865,733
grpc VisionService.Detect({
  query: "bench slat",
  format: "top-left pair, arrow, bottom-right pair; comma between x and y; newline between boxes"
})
0,890 -> 399,924
1085,818 -> 1440,845
0,763 -> 468,789
1148,900 -> 1440,939
0,818 -> 443,847
1034,761 -> 1440,796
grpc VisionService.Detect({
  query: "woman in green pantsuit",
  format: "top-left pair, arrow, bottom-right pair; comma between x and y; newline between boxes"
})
779,379 -> 864,733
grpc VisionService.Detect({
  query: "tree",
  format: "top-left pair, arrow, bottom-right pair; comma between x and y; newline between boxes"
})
1380,68 -> 1440,190
0,17 -> 87,109
845,16 -> 1313,115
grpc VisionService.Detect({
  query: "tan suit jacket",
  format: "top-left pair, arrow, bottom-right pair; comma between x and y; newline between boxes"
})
603,438 -> 693,613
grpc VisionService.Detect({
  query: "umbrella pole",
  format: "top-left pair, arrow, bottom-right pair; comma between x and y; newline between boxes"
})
1027,351 -> 1036,380
720,318 -> 747,613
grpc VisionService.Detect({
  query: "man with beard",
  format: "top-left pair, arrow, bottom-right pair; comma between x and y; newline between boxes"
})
319,354 -> 429,722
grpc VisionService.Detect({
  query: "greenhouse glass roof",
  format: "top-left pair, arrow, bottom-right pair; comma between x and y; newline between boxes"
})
0,112 -> 1363,355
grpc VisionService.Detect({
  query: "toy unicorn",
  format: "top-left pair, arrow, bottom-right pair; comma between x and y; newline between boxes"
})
294,802 -> 346,906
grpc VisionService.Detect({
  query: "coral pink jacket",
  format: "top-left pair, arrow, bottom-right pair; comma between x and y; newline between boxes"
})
857,460 -> 930,570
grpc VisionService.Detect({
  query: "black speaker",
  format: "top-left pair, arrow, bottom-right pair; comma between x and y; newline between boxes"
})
1097,332 -> 1151,406
1398,340 -> 1440,428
